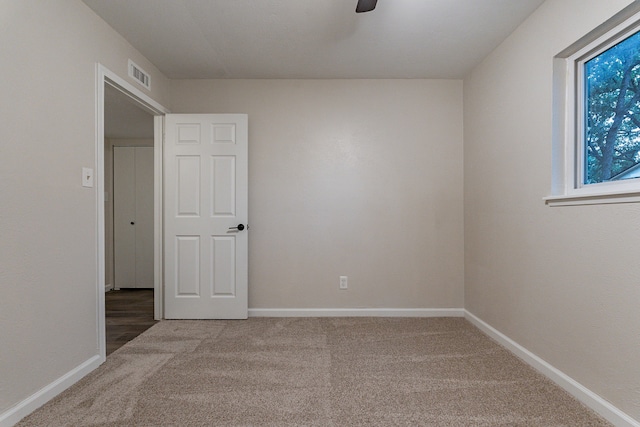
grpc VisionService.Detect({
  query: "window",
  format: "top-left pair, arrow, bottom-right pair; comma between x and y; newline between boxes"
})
547,4 -> 640,206
583,29 -> 640,185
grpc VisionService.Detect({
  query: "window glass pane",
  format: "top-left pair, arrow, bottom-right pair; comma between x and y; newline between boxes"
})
584,29 -> 640,184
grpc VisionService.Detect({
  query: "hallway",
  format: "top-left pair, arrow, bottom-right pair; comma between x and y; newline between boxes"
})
105,289 -> 156,355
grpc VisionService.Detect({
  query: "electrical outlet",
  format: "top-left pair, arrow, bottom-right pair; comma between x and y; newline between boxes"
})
339,276 -> 348,290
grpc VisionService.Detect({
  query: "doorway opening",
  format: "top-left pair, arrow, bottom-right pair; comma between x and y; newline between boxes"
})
96,64 -> 168,360
104,84 -> 156,355
105,289 -> 155,355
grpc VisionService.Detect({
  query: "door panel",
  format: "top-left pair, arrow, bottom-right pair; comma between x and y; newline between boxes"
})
135,147 -> 154,288
164,114 -> 248,319
211,156 -> 236,216
211,236 -> 235,296
176,235 -> 200,296
176,156 -> 201,217
114,147 -> 136,288
113,146 -> 154,289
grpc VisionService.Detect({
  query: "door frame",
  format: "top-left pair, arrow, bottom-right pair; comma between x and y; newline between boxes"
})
95,64 -> 169,360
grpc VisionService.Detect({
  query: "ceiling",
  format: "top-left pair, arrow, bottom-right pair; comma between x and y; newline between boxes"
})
83,0 -> 545,79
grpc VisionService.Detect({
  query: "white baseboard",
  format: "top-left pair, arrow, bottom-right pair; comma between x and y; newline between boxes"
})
249,308 -> 465,317
465,310 -> 640,427
0,355 -> 102,427
105,283 -> 113,292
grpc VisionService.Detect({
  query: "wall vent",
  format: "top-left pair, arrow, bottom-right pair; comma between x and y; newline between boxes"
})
128,59 -> 150,90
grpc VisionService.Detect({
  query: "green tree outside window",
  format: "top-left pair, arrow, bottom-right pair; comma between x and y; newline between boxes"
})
585,30 -> 640,183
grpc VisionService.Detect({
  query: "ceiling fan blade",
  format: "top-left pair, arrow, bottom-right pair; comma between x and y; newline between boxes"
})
356,0 -> 377,13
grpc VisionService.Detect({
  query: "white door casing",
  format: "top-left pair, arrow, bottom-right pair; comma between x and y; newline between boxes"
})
97,64 -> 169,360
164,114 -> 248,319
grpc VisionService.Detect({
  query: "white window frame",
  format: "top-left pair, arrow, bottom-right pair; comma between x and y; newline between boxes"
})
546,4 -> 640,206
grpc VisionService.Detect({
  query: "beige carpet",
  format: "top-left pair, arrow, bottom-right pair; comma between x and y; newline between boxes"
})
19,318 -> 610,426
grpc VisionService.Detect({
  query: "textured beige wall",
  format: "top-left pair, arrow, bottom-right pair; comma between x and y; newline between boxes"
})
0,0 -> 169,414
171,79 -> 465,310
464,0 -> 640,419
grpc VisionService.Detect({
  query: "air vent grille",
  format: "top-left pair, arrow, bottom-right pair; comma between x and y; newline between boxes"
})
128,59 -> 150,90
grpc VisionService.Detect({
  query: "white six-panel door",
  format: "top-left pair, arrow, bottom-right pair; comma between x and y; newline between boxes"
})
164,114 -> 248,319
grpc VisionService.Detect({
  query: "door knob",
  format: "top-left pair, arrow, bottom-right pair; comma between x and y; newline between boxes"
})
228,224 -> 245,231
130,221 -> 135,225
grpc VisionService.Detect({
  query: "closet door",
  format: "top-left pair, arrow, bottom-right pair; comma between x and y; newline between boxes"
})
134,147 -> 154,288
114,146 -> 153,288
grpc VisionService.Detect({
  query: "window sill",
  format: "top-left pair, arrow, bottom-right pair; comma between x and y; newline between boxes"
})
544,190 -> 640,207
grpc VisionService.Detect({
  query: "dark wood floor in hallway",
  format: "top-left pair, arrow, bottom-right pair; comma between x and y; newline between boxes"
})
106,289 -> 156,355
